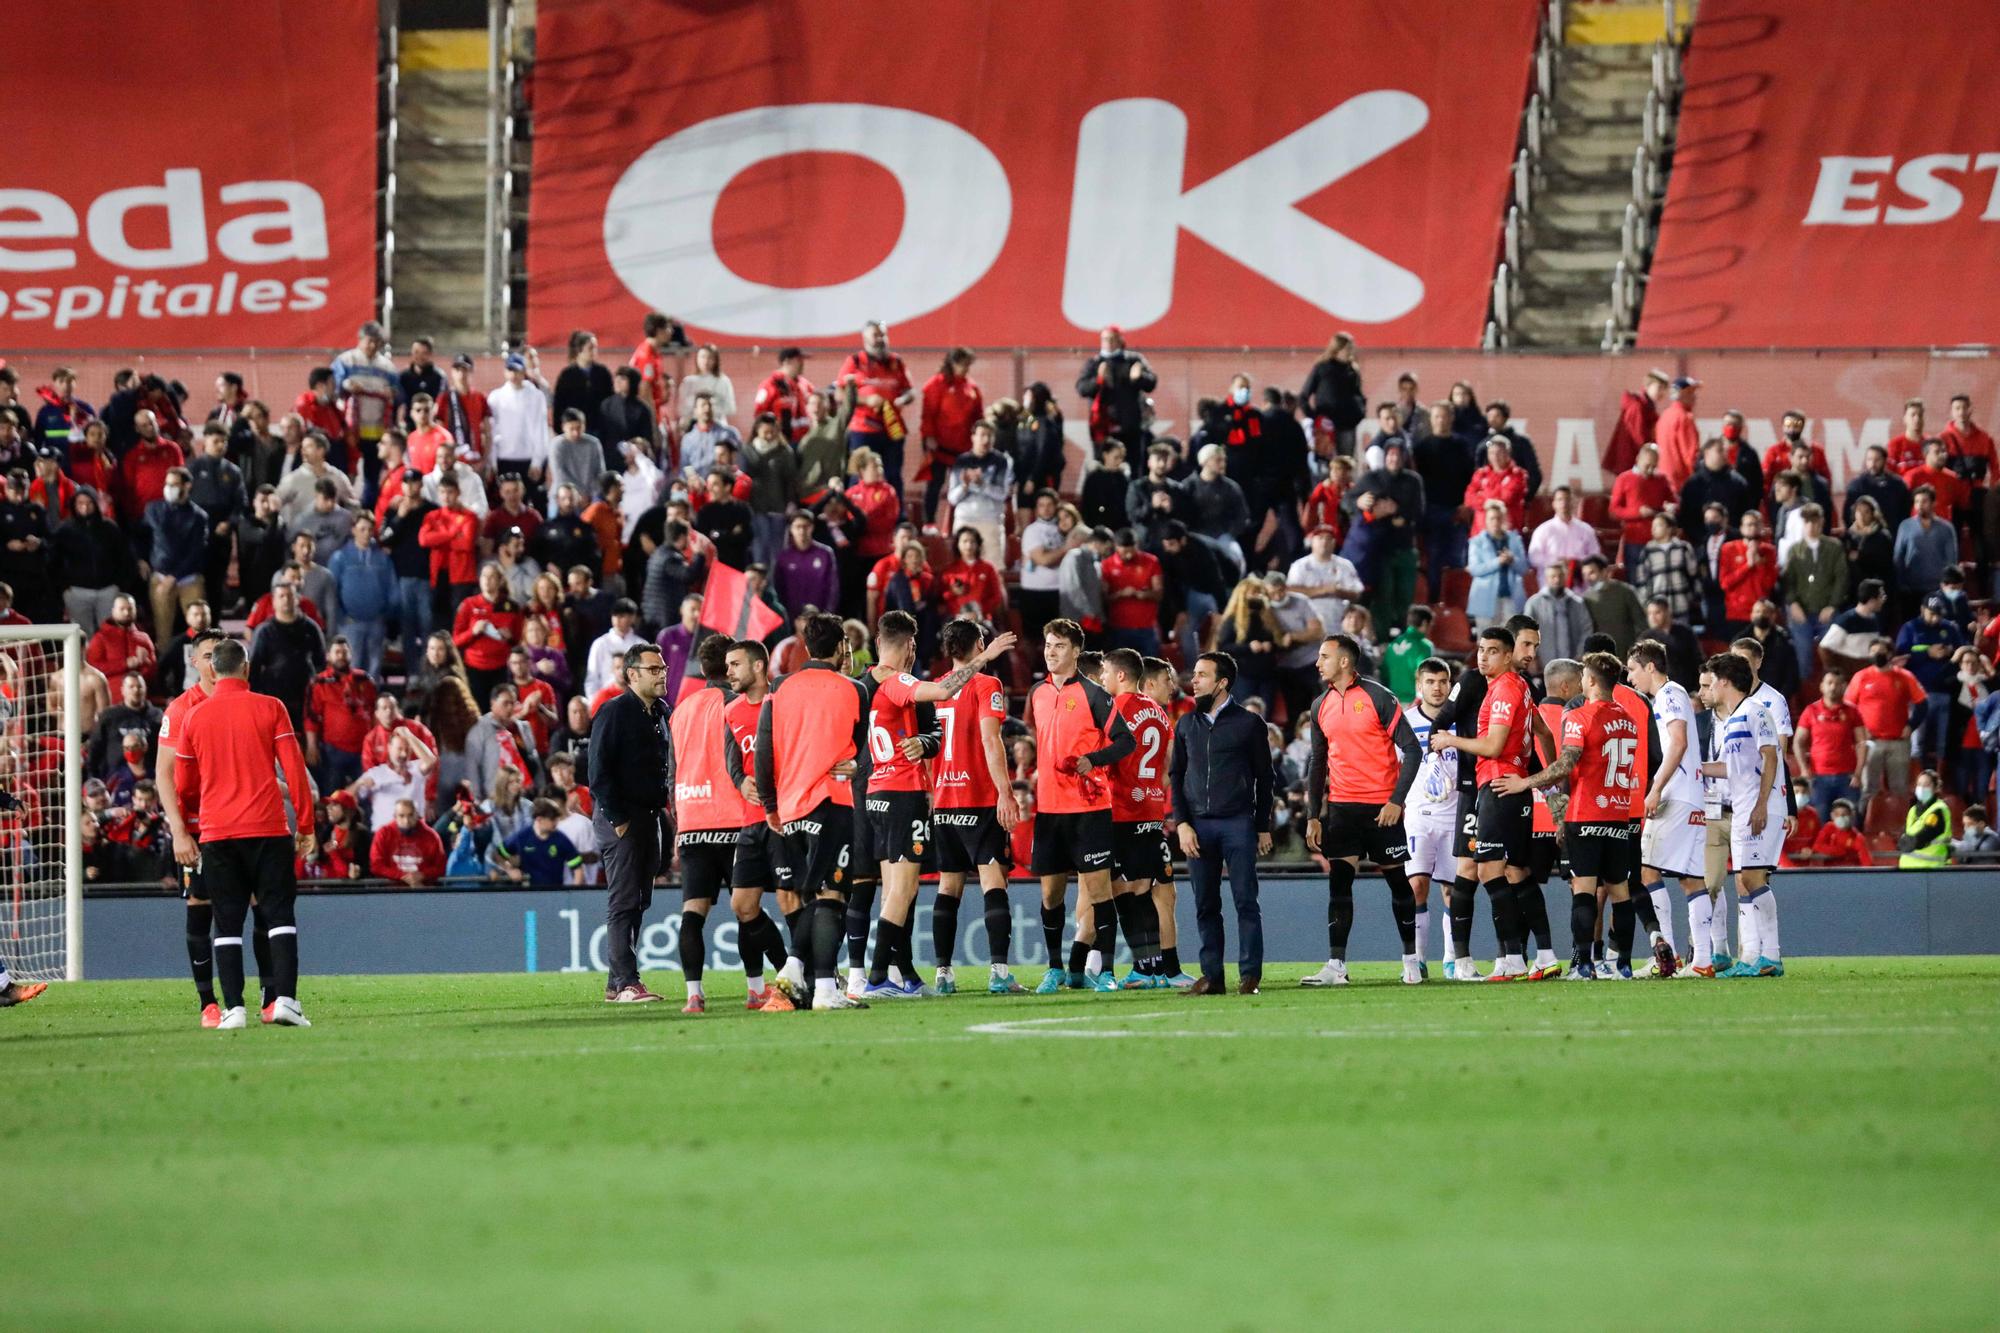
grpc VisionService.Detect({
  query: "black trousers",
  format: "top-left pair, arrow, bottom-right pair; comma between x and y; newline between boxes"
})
595,811 -> 661,990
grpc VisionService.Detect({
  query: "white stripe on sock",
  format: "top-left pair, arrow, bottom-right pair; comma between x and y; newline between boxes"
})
213,937 -> 243,947
267,926 -> 298,937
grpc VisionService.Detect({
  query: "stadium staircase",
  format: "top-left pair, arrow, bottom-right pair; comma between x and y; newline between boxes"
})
1488,2 -> 1691,350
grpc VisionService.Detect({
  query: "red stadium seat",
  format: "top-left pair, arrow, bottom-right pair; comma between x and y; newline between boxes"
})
1525,495 -> 1555,531
1863,795 -> 1910,844
1412,572 -> 1430,605
1440,567 -> 1472,607
1433,606 -> 1474,655
1580,494 -> 1611,527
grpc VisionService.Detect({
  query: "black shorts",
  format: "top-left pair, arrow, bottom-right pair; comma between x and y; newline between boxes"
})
1453,789 -> 1478,861
731,821 -> 793,892
1112,819 -> 1172,883
845,802 -> 878,886
199,835 -> 296,923
783,799 -> 855,896
1319,802 -> 1412,865
1564,821 -> 1632,883
1031,808 -> 1114,877
1528,831 -> 1561,882
1474,787 -> 1533,864
933,806 -> 1010,873
179,857 -> 206,903
860,791 -> 931,866
677,830 -> 737,902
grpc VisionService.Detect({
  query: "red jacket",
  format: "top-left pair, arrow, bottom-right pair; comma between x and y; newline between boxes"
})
935,558 -> 1006,619
419,507 -> 480,585
1899,463 -> 1969,520
1717,538 -> 1778,621
920,371 -> 984,461
1810,821 -> 1873,868
452,595 -> 524,672
1604,388 -> 1659,475
70,449 -> 119,519
246,593 -> 325,630
29,472 -> 75,522
294,391 -> 350,455
119,438 -> 184,518
1301,479 -> 1346,544
848,479 -> 902,560
1885,433 -> 1927,474
1779,806 -> 1821,868
1942,422 -> 1997,479
836,352 -> 911,437
1464,464 -> 1528,532
370,820 -> 447,882
304,667 -> 379,752
1763,439 -> 1830,484
1656,401 -> 1700,491
1609,469 -> 1673,549
87,621 -> 156,684
753,370 -> 814,443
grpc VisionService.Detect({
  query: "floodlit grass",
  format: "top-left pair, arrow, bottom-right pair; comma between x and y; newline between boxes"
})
7,958 -> 1997,1329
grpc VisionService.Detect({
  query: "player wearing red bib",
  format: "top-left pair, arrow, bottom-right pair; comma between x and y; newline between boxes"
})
1102,648 -> 1171,987
855,611 -> 1015,1000
929,619 -> 1025,995
668,635 -> 758,1014
157,629 -> 276,1026
721,639 -> 805,1012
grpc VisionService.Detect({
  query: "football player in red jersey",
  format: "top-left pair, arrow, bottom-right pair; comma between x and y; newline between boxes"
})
1101,649 -> 1171,987
854,611 -> 1014,1000
928,619 -> 1025,995
723,639 -> 806,1011
1140,657 -> 1194,986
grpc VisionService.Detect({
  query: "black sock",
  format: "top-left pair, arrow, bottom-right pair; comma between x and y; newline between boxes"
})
759,912 -> 789,974
983,889 -> 1013,966
185,902 -> 215,1007
1092,898 -> 1118,968
784,906 -> 808,963
215,940 -> 246,1011
1631,888 -> 1661,935
1486,877 -> 1522,956
1041,904 -> 1065,969
1610,898 -> 1637,966
1516,879 -> 1551,953
1113,892 -> 1160,969
738,914 -> 771,978
933,894 -> 962,968
251,913 -> 275,1007
1592,937 -> 1606,963
894,913 -> 918,976
1162,944 -> 1181,975
868,914 -> 898,985
1570,893 -> 1597,964
1068,938 -> 1090,978
1449,877 -> 1478,955
1326,860 -> 1356,960
845,884 -> 878,972
679,909 -> 706,982
1384,865 -> 1417,954
268,929 -> 299,1001
810,898 -> 845,979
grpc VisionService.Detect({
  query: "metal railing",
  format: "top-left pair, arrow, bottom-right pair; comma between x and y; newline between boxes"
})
380,22 -> 400,339
1602,7 -> 1687,348
1490,0 -> 1565,347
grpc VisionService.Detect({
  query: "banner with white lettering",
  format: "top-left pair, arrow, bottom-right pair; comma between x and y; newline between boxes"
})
527,0 -> 1541,348
1639,0 -> 2000,348
0,0 -> 378,348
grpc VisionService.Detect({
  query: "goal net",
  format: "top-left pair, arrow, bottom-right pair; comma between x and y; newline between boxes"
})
0,625 -> 82,983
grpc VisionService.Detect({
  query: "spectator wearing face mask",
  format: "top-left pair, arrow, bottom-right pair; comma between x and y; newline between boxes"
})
1897,771 -> 1953,868
1953,805 -> 2000,862
1807,799 -> 1872,867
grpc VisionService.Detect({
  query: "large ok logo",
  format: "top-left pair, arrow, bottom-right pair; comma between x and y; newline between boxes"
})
603,92 -> 1429,337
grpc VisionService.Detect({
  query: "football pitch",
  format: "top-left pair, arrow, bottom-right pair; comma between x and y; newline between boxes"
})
9,959 -> 1998,1329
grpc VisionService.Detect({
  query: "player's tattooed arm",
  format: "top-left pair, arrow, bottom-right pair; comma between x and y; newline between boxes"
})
1509,744 -> 1582,793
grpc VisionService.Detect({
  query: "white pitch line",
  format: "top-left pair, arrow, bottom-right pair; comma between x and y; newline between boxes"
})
965,1012 -> 1977,1041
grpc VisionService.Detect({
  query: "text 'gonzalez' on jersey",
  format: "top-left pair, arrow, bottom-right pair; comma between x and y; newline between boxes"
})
1028,675 -> 1123,814
1109,691 -> 1172,822
1402,704 -> 1457,819
864,670 -> 929,794
932,672 -> 1007,810
1563,698 -> 1641,820
1475,670 -> 1534,786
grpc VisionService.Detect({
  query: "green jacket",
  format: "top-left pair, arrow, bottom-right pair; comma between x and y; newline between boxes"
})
1383,628 -> 1434,702
1899,797 -> 1952,868
1779,536 -> 1849,618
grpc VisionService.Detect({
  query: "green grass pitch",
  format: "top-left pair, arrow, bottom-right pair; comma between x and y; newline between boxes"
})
8,958 -> 1998,1329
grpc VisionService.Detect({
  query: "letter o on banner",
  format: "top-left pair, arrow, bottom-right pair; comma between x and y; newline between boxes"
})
605,103 -> 1011,337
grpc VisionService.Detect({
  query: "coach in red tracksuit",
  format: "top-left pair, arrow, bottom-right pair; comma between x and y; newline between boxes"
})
174,639 -> 317,1028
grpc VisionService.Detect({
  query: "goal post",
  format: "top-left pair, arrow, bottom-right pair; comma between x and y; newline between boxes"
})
0,623 -> 84,983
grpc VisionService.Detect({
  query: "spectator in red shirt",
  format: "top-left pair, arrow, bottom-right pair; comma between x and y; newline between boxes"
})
1809,799 -> 1873,867
86,594 -> 157,683
836,321 -> 915,498
1779,784 -> 1821,868
1300,456 -> 1353,545
1716,509 -> 1778,631
118,411 -> 185,527
69,419 -> 120,519
506,644 -> 559,756
847,447 -> 903,564
1101,527 -> 1165,655
1900,438 -> 1969,520
294,367 -> 349,461
1007,779 -> 1036,875
245,564 -> 326,630
1463,436 -> 1529,532
629,312 -> 686,450
1656,376 -> 1702,491
453,563 -> 526,707
919,346 -> 984,526
404,394 -> 459,475
934,527 -> 1007,622
1885,398 -> 1929,474
361,694 -> 440,813
751,346 -> 814,444
1942,392 -> 1996,485
419,473 -> 481,607
1609,442 -> 1674,571
303,636 -> 379,791
481,473 -> 543,553
1764,411 -> 1831,487
438,356 -> 491,467
1794,670 -> 1869,820
1845,644 -> 1927,813
864,520 -> 921,625
1604,368 -> 1669,475
370,797 -> 448,885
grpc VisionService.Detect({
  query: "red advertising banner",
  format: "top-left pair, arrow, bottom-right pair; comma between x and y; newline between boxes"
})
1639,0 -> 2000,349
528,0 -> 1540,349
0,0 -> 379,349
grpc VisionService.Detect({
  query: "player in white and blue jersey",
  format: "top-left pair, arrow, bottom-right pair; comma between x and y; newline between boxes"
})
1400,658 -> 1459,976
1700,653 -> 1786,978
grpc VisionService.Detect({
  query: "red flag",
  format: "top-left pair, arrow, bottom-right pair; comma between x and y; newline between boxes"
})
700,563 -> 785,643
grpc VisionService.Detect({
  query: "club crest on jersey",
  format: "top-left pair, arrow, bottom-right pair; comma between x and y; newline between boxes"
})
898,673 -> 917,686
1064,697 -> 1077,711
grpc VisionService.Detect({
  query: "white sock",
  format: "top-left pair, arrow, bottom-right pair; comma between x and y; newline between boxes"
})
815,976 -> 839,1001
1710,893 -> 1731,955
781,957 -> 804,984
1533,948 -> 1557,968
888,964 -> 905,985
0,965 -> 10,988
991,962 -> 1010,978
1736,896 -> 1761,962
1086,949 -> 1105,975
1753,889 -> 1780,960
1504,952 -> 1526,973
936,964 -> 954,979
1648,885 -> 1678,955
746,975 -> 766,995
686,978 -> 703,999
1402,952 -> 1419,970
847,966 -> 865,990
1686,893 -> 1714,967
1414,908 -> 1430,963
1440,915 -> 1458,962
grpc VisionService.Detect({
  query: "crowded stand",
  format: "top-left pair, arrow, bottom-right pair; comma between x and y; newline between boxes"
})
16,319 -> 1998,895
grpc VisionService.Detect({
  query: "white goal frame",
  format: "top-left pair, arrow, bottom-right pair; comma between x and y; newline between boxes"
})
0,624 -> 83,982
